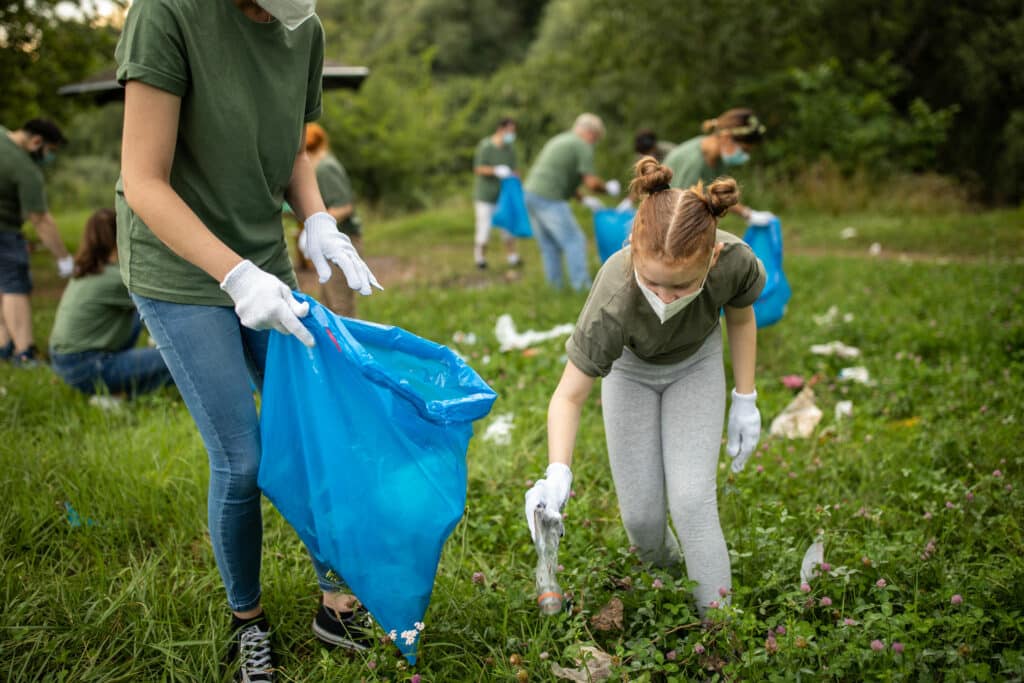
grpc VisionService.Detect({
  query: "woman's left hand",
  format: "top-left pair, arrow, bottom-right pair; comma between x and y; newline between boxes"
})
727,388 -> 761,472
303,212 -> 382,294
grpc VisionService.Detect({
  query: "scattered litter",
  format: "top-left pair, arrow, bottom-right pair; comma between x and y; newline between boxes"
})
810,341 -> 861,359
835,400 -> 854,420
840,227 -> 858,240
838,366 -> 874,385
521,348 -> 540,358
452,331 -> 477,345
869,242 -> 882,256
88,395 -> 124,411
64,501 -> 96,528
590,597 -> 623,632
770,386 -> 824,439
482,413 -> 514,445
800,540 -> 825,584
551,646 -> 614,682
495,314 -> 573,352
481,354 -> 491,365
813,305 -> 855,326
781,374 -> 805,390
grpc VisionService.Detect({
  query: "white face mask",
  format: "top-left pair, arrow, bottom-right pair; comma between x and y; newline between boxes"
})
635,250 -> 715,324
256,0 -> 316,30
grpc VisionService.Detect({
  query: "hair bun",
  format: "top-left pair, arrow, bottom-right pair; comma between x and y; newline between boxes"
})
629,155 -> 674,196
702,177 -> 740,217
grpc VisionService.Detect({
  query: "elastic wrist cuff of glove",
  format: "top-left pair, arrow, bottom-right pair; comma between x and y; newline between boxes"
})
545,462 -> 572,481
732,388 -> 757,402
220,259 -> 255,292
303,211 -> 336,230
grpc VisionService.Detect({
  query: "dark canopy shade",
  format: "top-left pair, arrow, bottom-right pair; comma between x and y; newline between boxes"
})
58,64 -> 370,105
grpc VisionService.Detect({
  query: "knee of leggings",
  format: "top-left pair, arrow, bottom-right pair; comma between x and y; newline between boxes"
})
670,487 -> 719,526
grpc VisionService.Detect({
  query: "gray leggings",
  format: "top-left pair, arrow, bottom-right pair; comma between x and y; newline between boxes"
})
601,328 -> 729,613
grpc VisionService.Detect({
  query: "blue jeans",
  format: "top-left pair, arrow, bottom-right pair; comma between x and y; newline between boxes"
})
132,294 -> 344,612
523,192 -> 592,291
50,315 -> 173,397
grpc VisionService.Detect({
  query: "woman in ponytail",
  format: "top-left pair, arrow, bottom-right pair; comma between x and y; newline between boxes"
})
49,208 -> 172,398
524,157 -> 766,615
663,107 -> 776,226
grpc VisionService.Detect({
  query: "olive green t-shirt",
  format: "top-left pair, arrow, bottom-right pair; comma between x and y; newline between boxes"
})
49,266 -> 137,354
524,131 -> 596,201
0,131 -> 47,234
114,0 -> 324,305
565,231 -> 766,378
664,135 -> 721,190
473,136 -> 517,203
316,154 -> 361,237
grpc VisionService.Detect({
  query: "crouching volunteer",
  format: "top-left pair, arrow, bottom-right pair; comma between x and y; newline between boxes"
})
116,0 -> 381,680
525,157 -> 765,615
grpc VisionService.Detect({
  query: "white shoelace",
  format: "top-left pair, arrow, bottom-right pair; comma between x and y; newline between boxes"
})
238,624 -> 273,675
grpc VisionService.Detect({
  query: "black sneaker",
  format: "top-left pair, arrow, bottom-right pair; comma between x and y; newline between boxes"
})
312,599 -> 373,651
475,260 -> 488,270
11,345 -> 41,368
227,615 -> 276,682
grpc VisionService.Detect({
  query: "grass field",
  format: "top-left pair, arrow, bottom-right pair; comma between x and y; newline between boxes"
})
2,201 -> 1023,681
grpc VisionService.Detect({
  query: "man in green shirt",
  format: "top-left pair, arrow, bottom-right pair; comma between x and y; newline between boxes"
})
0,119 -> 73,365
472,118 -> 520,269
523,113 -> 620,291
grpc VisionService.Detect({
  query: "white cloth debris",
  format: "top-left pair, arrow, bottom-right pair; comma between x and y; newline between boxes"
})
810,341 -> 861,359
770,386 -> 824,439
800,540 -> 825,584
840,227 -> 858,240
482,413 -> 514,445
838,366 -> 873,385
495,314 -> 573,352
835,400 -> 854,420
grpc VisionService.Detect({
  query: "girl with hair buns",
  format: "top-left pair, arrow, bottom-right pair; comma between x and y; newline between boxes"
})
663,108 -> 775,225
524,157 -> 766,615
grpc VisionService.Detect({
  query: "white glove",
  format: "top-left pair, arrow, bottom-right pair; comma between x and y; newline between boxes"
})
303,211 -> 382,294
220,259 -> 314,347
605,179 -> 621,197
581,196 -> 605,212
296,228 -> 308,258
524,462 -> 573,542
726,388 -> 761,472
616,197 -> 634,212
493,164 -> 512,179
57,255 -> 73,278
746,210 -> 776,226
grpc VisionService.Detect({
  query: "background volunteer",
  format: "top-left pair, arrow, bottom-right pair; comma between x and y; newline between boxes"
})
472,117 -> 521,270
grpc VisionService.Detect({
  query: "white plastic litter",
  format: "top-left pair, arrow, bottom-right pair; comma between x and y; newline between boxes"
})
838,366 -> 873,385
869,242 -> 882,256
840,227 -> 858,240
813,305 -> 855,326
482,413 -> 514,445
835,400 -> 854,420
495,314 -> 574,352
770,386 -> 824,439
810,341 -> 861,359
800,540 -> 825,584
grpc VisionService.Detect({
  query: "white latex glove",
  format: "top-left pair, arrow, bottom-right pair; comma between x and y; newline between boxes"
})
726,388 -> 761,472
746,209 -> 776,226
605,179 -> 621,197
220,259 -> 314,347
493,164 -> 512,179
57,255 -> 73,279
524,462 -> 573,542
303,211 -> 382,295
581,195 -> 605,212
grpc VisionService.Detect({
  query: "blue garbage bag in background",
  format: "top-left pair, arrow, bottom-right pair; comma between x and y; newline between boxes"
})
491,177 -> 533,238
258,295 -> 497,663
742,216 -> 791,327
593,208 -> 636,263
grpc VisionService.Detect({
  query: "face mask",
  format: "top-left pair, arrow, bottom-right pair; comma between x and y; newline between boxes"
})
721,145 -> 750,167
503,132 -> 516,144
635,250 -> 715,324
255,0 -> 316,30
30,148 -> 55,166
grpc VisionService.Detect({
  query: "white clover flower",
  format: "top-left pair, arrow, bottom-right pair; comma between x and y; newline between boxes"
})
414,621 -> 425,631
401,629 -> 418,646
388,630 -> 398,642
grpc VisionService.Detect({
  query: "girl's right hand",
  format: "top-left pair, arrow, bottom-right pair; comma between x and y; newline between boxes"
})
524,463 -> 573,542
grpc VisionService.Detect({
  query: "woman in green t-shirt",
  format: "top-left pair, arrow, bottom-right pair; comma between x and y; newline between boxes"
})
49,208 -> 172,398
115,1 -> 381,679
525,157 -> 765,616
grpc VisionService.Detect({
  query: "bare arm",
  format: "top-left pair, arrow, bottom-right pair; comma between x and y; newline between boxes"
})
547,360 -> 596,467
326,203 -> 354,223
283,135 -> 329,223
120,81 -> 241,282
26,212 -> 69,260
724,304 -> 757,393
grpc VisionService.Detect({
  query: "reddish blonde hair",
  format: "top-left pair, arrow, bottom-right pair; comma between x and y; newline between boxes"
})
305,122 -> 328,154
628,156 -> 740,264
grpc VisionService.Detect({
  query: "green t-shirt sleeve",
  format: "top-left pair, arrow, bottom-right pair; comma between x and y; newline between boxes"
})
564,265 -> 626,377
316,160 -> 353,208
473,139 -> 487,168
576,141 -> 596,178
726,246 -> 767,308
304,21 -> 324,122
19,167 -> 47,215
115,0 -> 189,97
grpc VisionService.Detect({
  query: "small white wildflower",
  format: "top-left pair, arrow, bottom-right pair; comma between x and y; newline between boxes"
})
388,630 -> 397,642
401,629 -> 418,646
415,621 -> 425,631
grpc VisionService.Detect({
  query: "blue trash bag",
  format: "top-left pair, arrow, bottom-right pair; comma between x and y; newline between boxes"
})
258,294 -> 497,663
593,208 -> 636,263
742,216 -> 792,327
491,177 -> 533,238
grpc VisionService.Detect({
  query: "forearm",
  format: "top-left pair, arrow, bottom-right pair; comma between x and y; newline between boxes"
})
546,362 -> 595,467
30,213 -> 69,259
327,203 -> 354,223
725,305 -> 757,393
284,150 -> 328,223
